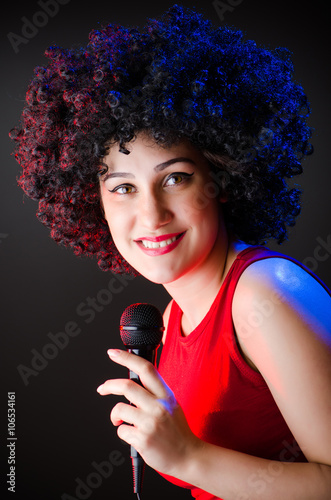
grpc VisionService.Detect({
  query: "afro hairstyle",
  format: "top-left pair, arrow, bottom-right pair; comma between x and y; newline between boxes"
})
9,4 -> 313,275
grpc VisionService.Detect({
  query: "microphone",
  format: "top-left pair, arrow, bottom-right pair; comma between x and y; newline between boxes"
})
120,303 -> 164,497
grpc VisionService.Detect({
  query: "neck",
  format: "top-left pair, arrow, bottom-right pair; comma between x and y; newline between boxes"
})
164,234 -> 249,336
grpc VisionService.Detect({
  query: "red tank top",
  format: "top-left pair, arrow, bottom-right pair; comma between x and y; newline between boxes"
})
157,246 -> 331,499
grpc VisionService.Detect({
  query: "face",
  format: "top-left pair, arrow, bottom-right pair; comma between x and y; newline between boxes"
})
99,132 -> 227,285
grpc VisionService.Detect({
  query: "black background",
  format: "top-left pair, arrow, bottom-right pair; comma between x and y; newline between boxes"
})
1,1 -> 330,499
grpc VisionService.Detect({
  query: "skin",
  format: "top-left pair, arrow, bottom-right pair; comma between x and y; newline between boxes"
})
99,132 -> 247,332
97,132 -> 331,499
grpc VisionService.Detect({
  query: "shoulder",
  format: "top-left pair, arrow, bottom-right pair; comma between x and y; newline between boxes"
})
233,256 -> 331,331
232,255 -> 331,354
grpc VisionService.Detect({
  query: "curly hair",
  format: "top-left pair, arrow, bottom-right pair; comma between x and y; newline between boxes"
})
9,4 -> 313,275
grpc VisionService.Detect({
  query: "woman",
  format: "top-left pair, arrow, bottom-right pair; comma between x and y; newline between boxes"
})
10,5 -> 331,499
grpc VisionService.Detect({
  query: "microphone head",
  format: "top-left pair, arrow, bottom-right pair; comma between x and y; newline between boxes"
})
120,303 -> 164,349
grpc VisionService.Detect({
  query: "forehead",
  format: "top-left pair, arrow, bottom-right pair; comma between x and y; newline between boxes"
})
103,133 -> 208,171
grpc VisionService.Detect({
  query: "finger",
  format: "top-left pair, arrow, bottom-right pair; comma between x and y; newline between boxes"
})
110,401 -> 139,427
116,423 -> 141,451
97,377 -> 156,410
106,349 -> 170,398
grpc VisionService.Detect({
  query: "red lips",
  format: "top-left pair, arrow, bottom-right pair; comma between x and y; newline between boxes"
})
135,232 -> 186,256
135,232 -> 184,243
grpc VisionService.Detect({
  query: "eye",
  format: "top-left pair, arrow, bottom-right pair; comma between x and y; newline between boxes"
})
109,184 -> 136,195
164,172 -> 194,187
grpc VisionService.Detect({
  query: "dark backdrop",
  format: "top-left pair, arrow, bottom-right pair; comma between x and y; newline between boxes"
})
1,1 -> 330,499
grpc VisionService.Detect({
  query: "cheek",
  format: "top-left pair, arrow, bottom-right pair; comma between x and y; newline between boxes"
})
106,213 -> 125,241
178,191 -> 221,234
101,191 -> 130,237
104,206 -> 135,257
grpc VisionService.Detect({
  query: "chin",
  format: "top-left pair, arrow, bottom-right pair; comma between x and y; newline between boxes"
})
140,271 -> 177,285
125,260 -> 175,284
123,251 -> 194,285
140,264 -> 193,285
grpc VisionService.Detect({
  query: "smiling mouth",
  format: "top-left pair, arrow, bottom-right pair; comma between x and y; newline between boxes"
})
136,232 -> 185,250
140,235 -> 181,249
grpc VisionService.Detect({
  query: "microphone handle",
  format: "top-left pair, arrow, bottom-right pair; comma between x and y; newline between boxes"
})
128,347 -> 157,382
127,347 -> 158,494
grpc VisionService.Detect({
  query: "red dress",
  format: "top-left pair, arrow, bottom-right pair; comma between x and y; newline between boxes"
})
157,246 -> 331,499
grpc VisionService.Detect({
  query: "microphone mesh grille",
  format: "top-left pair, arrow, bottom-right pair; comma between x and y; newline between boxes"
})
120,303 -> 164,348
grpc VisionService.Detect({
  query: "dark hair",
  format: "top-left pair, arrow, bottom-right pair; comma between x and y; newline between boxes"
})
9,4 -> 313,275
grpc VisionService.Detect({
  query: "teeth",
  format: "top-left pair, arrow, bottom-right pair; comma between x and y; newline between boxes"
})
141,236 -> 178,249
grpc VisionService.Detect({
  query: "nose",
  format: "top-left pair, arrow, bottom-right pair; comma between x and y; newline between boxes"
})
138,190 -> 173,232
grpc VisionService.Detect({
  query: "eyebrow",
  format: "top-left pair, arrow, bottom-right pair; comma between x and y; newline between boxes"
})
101,157 -> 196,181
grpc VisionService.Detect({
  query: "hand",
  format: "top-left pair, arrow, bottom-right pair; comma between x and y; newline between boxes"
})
97,349 -> 202,478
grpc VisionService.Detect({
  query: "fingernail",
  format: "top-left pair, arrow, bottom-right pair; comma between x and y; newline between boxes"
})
96,384 -> 104,394
107,349 -> 121,358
